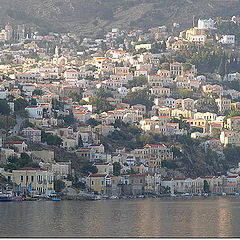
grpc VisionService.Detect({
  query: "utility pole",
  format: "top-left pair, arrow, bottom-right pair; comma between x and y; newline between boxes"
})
193,15 -> 195,28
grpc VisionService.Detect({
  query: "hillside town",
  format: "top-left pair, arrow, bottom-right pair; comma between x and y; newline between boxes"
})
1,16 -> 240,199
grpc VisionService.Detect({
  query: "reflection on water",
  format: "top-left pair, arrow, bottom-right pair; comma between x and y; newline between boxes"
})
218,199 -> 232,237
0,198 -> 240,237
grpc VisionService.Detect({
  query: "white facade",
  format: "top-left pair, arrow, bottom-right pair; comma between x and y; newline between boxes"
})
198,19 -> 215,29
165,98 -> 176,108
227,72 -> 240,82
64,69 -> 79,81
25,106 -> 43,119
118,87 -> 129,98
0,90 -> 8,99
189,35 -> 207,44
220,35 -> 235,45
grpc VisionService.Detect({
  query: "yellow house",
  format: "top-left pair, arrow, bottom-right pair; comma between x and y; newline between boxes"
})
231,102 -> 240,110
2,167 -> 55,196
147,157 -> 162,173
87,174 -> 119,196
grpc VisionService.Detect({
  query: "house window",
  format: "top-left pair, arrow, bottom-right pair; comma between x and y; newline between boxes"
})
91,180 -> 94,186
31,176 -> 34,182
26,176 -> 29,182
101,180 -> 104,186
112,180 -> 115,185
20,176 -> 24,182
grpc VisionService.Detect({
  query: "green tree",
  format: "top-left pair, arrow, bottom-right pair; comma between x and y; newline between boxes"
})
123,88 -> 153,111
126,76 -> 147,88
171,118 -> 190,130
41,131 -> 62,146
225,60 -> 229,76
218,54 -> 226,77
89,97 -> 114,114
73,181 -> 86,189
183,63 -> 192,71
224,109 -> 240,123
78,135 -> 83,147
18,110 -> 29,118
194,96 -> 218,113
14,98 -> 29,112
67,91 -> 82,103
86,118 -> 101,127
179,89 -> 193,99
82,162 -> 98,175
30,98 -> 37,106
139,133 -> 154,146
223,145 -> 240,166
62,112 -> 75,125
113,162 -> 121,176
203,180 -> 210,193
97,88 -> 113,98
161,160 -> 177,169
150,42 -> 166,54
0,100 -> 10,115
32,89 -> 43,95
4,153 -> 39,172
161,62 -> 170,70
54,179 -> 65,192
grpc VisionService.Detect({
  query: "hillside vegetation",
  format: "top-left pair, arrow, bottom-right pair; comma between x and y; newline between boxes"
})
0,0 -> 240,36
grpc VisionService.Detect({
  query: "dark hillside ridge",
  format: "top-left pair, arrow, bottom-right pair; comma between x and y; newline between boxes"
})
0,0 -> 239,36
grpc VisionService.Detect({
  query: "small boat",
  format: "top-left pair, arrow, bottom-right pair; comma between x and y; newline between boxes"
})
52,198 -> 61,201
0,190 -> 22,202
110,195 -> 119,200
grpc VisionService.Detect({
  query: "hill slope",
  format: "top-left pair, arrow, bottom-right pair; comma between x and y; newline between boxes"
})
1,0 -> 240,36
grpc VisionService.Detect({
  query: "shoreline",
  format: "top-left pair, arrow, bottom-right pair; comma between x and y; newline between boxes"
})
7,194 -> 240,202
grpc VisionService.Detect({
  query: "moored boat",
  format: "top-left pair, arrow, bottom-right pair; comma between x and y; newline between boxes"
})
52,198 -> 61,201
0,190 -> 22,202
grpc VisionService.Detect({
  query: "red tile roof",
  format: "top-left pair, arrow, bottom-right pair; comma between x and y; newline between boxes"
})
130,174 -> 145,178
93,163 -> 109,166
89,174 -> 108,178
18,167 -> 47,171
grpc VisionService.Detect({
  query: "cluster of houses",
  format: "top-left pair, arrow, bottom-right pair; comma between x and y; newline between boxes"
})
0,16 -> 240,197
85,160 -> 240,196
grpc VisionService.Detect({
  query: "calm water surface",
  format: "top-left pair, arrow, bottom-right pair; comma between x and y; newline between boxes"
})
0,198 -> 240,237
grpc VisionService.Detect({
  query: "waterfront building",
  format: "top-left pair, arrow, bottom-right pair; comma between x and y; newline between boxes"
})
86,174 -> 119,196
3,167 -> 55,196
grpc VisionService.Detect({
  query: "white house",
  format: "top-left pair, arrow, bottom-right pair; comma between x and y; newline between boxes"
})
64,69 -> 79,81
189,35 -> 207,44
0,90 -> 8,99
219,35 -> 235,45
118,87 -> 129,98
165,98 -> 176,108
198,19 -> 215,29
227,72 -> 240,82
25,106 -> 43,119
